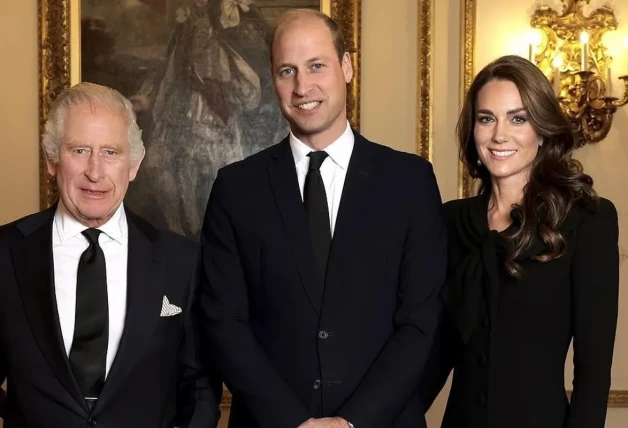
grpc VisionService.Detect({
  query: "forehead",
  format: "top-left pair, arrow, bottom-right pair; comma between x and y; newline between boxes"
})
272,17 -> 335,60
63,102 -> 128,139
476,79 -> 523,108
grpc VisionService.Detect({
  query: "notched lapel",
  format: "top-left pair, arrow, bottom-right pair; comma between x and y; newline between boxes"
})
96,217 -> 165,409
11,214 -> 87,413
267,140 -> 323,315
327,135 -> 378,268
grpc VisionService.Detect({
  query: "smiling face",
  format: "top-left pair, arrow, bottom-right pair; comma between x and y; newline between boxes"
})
271,16 -> 353,149
474,79 -> 541,188
47,102 -> 144,227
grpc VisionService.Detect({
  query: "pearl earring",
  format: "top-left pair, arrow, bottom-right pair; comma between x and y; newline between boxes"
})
477,159 -> 482,166
538,138 -> 544,147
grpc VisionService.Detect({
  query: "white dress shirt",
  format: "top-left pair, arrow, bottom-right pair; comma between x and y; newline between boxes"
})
290,121 -> 355,236
52,202 -> 128,377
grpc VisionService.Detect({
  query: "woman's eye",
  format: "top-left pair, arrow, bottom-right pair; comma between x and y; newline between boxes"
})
477,116 -> 493,124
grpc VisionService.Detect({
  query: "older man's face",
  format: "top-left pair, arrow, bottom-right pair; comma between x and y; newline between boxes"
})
47,102 -> 143,227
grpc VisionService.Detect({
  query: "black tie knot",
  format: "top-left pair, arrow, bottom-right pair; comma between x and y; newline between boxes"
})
82,228 -> 102,245
308,151 -> 328,171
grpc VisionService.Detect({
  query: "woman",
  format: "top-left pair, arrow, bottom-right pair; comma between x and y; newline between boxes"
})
424,55 -> 619,428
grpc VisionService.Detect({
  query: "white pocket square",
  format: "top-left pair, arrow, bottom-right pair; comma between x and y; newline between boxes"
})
160,295 -> 182,317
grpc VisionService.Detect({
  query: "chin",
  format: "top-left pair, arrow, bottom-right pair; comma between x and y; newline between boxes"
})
298,121 -> 330,135
76,202 -> 116,219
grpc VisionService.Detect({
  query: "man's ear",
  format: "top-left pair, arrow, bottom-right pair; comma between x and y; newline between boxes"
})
342,52 -> 353,84
129,147 -> 146,182
46,156 -> 57,177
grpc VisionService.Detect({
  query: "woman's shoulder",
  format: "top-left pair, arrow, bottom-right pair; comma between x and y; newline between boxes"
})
565,197 -> 618,235
593,197 -> 617,218
443,195 -> 482,216
441,196 -> 489,246
572,197 -> 616,219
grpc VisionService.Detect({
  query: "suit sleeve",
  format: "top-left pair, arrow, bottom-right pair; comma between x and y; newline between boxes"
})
419,307 -> 459,411
198,170 -> 310,428
173,252 -> 223,428
337,162 -> 448,427
420,205 -> 465,410
566,199 -> 619,428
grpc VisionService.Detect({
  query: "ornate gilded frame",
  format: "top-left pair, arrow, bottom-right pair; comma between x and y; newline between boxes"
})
459,0 -> 627,406
416,0 -> 433,160
38,0 -> 362,208
458,0 -> 475,198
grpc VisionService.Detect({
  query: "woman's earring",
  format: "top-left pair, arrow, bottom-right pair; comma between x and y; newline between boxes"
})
477,159 -> 482,166
538,138 -> 544,147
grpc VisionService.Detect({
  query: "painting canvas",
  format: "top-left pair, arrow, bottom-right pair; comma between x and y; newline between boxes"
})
39,0 -> 361,239
85,0 -> 310,238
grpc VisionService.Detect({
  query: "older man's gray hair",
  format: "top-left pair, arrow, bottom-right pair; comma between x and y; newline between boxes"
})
42,82 -> 144,164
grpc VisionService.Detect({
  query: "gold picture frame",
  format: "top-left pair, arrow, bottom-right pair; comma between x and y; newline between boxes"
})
458,0 -> 475,198
38,0 -> 362,209
458,0 -> 626,407
416,0 -> 434,161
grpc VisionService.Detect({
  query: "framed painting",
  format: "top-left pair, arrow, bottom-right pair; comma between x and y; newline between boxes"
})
39,0 -> 361,239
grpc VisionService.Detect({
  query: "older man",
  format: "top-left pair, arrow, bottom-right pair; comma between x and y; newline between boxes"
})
0,83 -> 221,428
199,9 -> 447,428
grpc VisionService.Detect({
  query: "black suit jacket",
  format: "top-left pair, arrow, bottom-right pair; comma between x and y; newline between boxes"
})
0,207 -> 221,428
422,196 -> 619,428
199,132 -> 447,428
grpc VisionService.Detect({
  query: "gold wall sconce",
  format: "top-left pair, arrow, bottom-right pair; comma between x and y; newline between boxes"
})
529,0 -> 628,146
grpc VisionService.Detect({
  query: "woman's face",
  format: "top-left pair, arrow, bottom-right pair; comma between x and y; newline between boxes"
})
473,79 -> 541,186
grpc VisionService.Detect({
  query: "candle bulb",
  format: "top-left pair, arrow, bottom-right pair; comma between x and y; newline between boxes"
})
607,68 -> 612,96
624,37 -> 628,76
580,31 -> 589,71
553,55 -> 563,96
527,30 -> 542,64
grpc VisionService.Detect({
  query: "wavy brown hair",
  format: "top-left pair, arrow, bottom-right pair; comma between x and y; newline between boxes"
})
457,55 -> 597,278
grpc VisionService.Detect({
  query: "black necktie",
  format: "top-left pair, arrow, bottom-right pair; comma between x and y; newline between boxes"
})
69,228 -> 108,403
304,151 -> 331,283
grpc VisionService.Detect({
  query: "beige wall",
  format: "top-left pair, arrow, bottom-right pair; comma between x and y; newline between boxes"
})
361,0 -> 417,154
0,0 -> 39,224
1,0 -> 626,427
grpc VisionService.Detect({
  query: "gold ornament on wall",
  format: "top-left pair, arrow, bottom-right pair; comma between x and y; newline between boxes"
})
529,0 -> 628,146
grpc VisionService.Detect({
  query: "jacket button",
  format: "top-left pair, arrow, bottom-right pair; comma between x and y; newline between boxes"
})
88,416 -> 97,426
478,354 -> 488,367
312,379 -> 321,389
476,392 -> 486,406
318,330 -> 329,339
481,317 -> 490,329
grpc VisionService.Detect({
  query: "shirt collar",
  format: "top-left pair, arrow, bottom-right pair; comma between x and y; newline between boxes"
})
54,202 -> 127,245
289,121 -> 354,170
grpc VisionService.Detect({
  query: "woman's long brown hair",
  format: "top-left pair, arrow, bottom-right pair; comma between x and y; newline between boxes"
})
457,55 -> 597,278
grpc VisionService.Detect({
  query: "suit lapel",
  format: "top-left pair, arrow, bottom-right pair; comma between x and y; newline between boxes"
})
267,139 -> 323,315
325,133 -> 377,287
11,208 -> 87,413
96,212 -> 165,409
